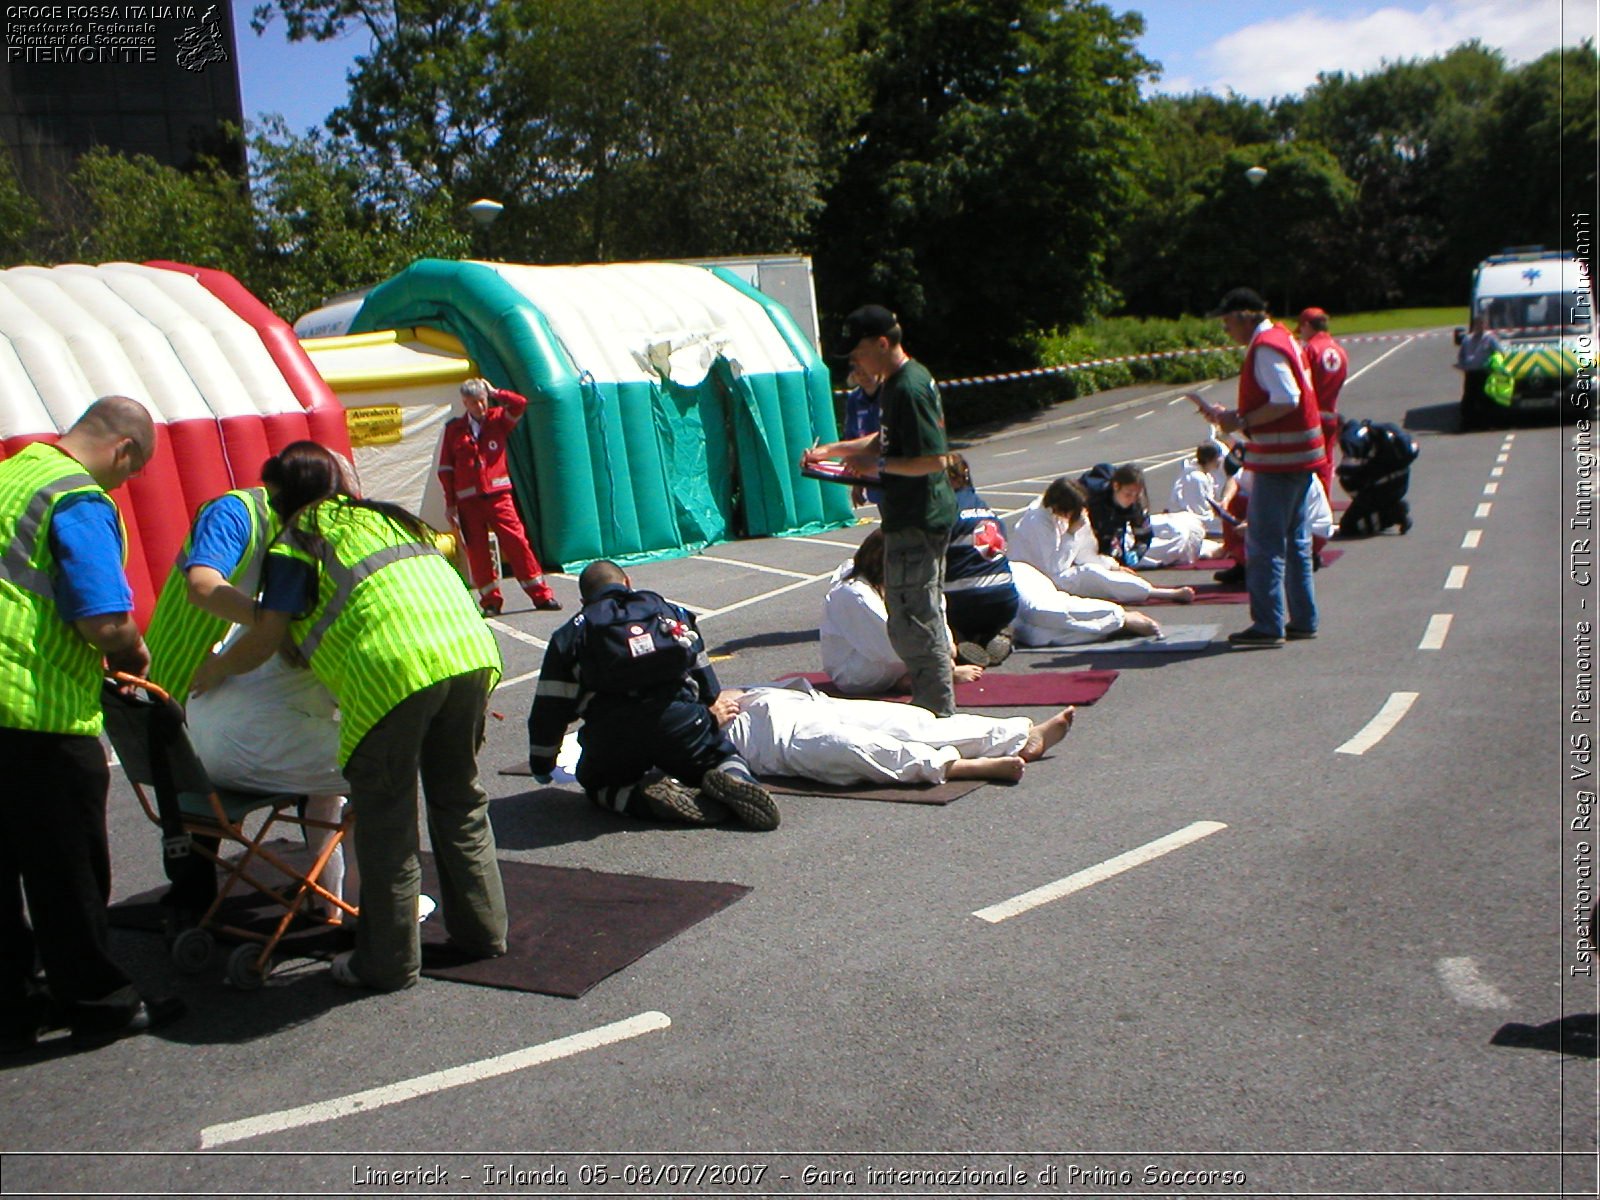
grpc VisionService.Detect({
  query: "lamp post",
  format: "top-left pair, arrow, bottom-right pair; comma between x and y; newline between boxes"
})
466,198 -> 504,260
1243,166 -> 1274,307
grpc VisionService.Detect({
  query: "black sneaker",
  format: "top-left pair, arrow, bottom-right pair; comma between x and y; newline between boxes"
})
640,776 -> 730,825
1227,628 -> 1285,648
1213,564 -> 1246,585
702,766 -> 781,831
1285,627 -> 1318,640
69,996 -> 186,1051
984,632 -> 1015,665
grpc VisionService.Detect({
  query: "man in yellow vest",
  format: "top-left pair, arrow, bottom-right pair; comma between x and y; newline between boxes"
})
0,396 -> 185,1051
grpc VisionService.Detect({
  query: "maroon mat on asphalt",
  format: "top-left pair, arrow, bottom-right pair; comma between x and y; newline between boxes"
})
780,669 -> 1118,707
759,775 -> 987,804
111,856 -> 750,998
1159,548 -> 1343,572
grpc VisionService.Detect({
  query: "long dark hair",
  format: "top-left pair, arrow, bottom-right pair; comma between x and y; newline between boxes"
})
262,441 -> 435,545
846,528 -> 885,594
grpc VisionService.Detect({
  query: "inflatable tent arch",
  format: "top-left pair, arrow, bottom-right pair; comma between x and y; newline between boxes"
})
347,259 -> 854,569
0,261 -> 351,625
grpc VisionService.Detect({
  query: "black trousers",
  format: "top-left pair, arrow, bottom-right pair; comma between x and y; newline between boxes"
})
577,693 -> 737,816
0,727 -> 138,1030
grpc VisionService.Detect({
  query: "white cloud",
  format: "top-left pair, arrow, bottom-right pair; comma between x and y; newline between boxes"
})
1195,1 -> 1596,99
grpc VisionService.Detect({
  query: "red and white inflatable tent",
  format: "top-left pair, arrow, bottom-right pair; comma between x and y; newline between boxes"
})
0,261 -> 351,625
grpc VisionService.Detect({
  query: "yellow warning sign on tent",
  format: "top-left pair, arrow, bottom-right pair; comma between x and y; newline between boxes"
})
345,405 -> 404,447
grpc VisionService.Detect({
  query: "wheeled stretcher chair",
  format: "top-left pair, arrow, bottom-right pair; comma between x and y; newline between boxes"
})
100,674 -> 355,988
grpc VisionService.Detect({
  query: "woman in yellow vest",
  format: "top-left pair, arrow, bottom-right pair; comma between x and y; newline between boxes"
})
191,442 -> 506,992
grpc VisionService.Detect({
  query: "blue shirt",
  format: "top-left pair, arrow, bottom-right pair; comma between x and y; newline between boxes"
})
843,385 -> 884,505
259,553 -> 318,619
182,494 -> 254,576
49,493 -> 133,621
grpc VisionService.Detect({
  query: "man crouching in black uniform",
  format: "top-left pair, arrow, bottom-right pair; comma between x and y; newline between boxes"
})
526,560 -> 779,830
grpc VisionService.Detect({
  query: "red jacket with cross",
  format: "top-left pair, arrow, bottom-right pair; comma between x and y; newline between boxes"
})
437,388 -> 527,507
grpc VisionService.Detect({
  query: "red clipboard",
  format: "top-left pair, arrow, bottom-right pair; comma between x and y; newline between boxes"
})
801,458 -> 882,485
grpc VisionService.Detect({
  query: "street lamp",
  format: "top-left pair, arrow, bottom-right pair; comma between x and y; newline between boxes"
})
466,198 -> 504,261
1244,165 -> 1267,187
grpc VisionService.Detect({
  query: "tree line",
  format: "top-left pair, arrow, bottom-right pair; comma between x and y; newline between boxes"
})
1,0 -> 1592,378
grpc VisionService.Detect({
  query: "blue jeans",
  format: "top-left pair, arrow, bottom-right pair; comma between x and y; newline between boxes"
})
1244,470 -> 1318,637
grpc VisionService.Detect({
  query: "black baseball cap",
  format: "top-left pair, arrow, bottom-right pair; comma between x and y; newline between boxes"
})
1207,287 -> 1269,317
838,304 -> 898,350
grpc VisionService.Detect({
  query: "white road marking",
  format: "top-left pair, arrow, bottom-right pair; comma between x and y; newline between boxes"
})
1419,614 -> 1453,651
1135,410 -> 1153,420
695,554 -> 813,580
1483,481 -> 1498,495
198,1011 -> 672,1148
1345,337 -> 1415,383
1496,453 -> 1509,463
972,821 -> 1228,923
487,620 -> 549,650
1462,530 -> 1482,549
1445,565 -> 1469,589
1475,503 -> 1493,518
994,447 -> 1030,457
1490,466 -> 1503,477
1100,422 -> 1121,432
1335,692 -> 1418,755
493,668 -> 540,692
984,490 -> 1045,499
1435,957 -> 1513,1009
698,570 -> 834,620
1055,435 -> 1081,445
1505,433 -> 1516,441
803,536 -> 871,551
1168,395 -> 1188,405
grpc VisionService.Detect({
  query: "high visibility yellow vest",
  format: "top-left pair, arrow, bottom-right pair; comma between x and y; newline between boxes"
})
145,487 -> 278,698
270,497 -> 501,764
0,443 -> 125,736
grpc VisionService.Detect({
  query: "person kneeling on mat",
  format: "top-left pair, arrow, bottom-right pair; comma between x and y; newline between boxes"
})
526,561 -> 780,830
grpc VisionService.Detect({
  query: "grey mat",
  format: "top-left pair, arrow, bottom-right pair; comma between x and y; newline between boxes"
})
1014,623 -> 1220,654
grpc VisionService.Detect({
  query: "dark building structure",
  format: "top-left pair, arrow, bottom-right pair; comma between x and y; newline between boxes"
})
0,3 -> 244,199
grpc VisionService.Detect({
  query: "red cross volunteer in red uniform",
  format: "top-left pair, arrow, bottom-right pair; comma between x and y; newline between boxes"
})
437,378 -> 561,614
1296,306 -> 1349,496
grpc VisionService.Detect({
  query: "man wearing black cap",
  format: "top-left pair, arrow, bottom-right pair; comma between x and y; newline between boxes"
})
803,306 -> 957,714
1188,288 -> 1325,647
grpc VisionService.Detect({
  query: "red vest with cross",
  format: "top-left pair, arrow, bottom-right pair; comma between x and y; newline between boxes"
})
1240,324 -> 1325,473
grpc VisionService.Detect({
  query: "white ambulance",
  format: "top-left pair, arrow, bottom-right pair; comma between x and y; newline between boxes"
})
1462,247 -> 1595,421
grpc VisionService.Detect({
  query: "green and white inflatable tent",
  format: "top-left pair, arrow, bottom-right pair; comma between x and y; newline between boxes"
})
347,259 -> 854,570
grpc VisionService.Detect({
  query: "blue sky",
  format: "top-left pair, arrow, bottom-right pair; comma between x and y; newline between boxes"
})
230,0 -> 1594,136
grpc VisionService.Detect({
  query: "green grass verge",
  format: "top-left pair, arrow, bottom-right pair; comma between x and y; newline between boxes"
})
1331,307 -> 1467,335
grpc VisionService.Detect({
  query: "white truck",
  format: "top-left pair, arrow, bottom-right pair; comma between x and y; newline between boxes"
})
1459,247 -> 1595,424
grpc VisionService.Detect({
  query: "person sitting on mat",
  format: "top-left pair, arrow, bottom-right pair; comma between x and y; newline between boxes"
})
821,531 -> 984,697
526,560 -> 781,830
1009,478 -> 1195,606
711,678 -> 1075,787
942,455 -> 1019,669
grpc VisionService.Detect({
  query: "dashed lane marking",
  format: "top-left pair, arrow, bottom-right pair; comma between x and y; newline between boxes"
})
994,447 -> 1030,457
1335,692 -> 1419,755
698,570 -> 835,620
1476,503 -> 1493,519
1055,435 -> 1081,445
1419,614 -> 1453,651
802,536 -> 870,551
1436,957 -> 1513,1010
1483,482 -> 1499,495
1135,410 -> 1153,420
1490,467 -> 1504,477
493,668 -> 540,693
1445,565 -> 1469,589
487,620 -> 549,650
1100,422 -> 1121,432
1505,433 -> 1516,441
1345,337 -> 1416,383
199,1011 -> 672,1148
1496,453 -> 1509,463
972,821 -> 1228,923
1462,530 -> 1482,549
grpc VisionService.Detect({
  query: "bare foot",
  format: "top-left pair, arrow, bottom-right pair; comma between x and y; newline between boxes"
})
1169,585 -> 1196,604
947,755 -> 1025,782
1021,706 -> 1075,761
953,664 -> 985,683
1123,611 -> 1162,638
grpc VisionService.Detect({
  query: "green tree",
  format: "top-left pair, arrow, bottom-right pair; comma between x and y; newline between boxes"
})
65,148 -> 258,276
813,0 -> 1155,372
248,121 -> 471,318
252,0 -> 867,264
0,155 -> 45,266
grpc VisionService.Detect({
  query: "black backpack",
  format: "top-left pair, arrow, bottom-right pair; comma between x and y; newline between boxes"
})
576,589 -> 701,694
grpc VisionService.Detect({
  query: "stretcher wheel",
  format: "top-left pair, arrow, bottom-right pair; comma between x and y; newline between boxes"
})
170,927 -> 214,974
226,943 -> 272,990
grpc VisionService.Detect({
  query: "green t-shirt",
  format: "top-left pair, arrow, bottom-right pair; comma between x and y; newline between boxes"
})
878,358 -> 956,532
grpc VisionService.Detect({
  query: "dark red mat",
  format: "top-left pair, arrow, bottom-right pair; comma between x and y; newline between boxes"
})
111,856 -> 749,998
1145,583 -> 1247,606
1157,548 -> 1342,573
781,669 -> 1117,707
759,775 -> 986,804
